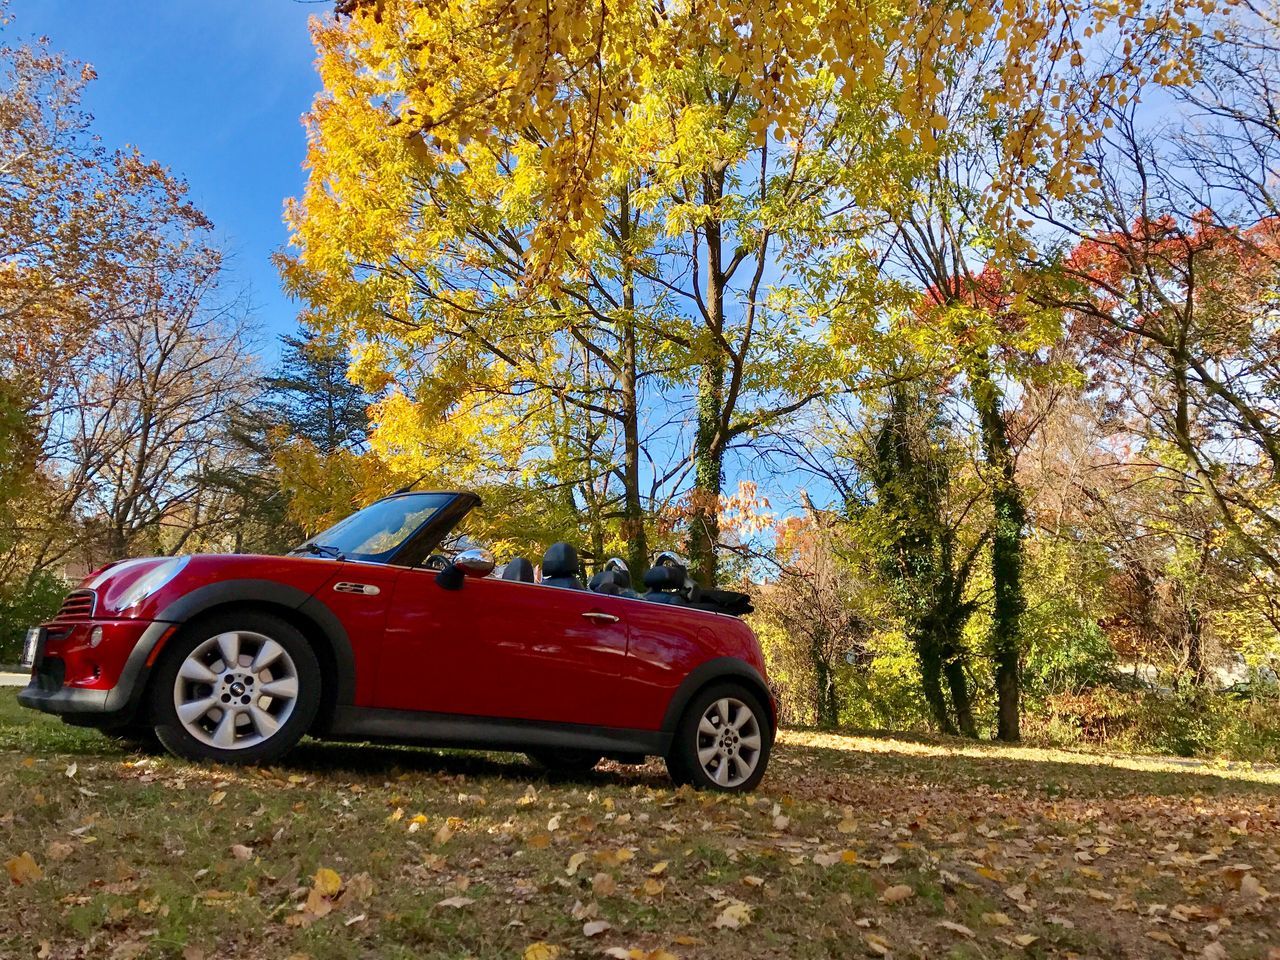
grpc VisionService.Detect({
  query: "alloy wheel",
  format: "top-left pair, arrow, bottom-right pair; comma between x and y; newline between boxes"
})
171,630 -> 300,750
695,696 -> 763,788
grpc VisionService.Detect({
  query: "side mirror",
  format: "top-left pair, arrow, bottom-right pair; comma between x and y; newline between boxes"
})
455,548 -> 495,578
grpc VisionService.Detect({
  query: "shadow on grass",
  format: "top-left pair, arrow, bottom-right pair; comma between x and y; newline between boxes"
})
6,689 -> 1278,801
285,737 -> 671,790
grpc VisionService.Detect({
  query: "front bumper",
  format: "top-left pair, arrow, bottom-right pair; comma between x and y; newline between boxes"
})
18,620 -> 175,727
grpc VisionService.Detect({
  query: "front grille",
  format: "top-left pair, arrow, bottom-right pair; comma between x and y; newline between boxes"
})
53,589 -> 95,622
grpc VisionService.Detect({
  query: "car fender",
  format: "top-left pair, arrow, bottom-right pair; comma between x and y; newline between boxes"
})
129,579 -> 356,711
660,656 -> 776,737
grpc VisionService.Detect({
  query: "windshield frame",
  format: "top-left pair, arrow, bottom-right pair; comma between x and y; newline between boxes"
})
293,491 -> 480,567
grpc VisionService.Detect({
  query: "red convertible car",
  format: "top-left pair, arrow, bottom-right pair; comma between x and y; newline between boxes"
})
18,491 -> 775,791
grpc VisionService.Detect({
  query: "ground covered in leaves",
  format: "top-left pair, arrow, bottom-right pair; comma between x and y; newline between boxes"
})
1,691 -> 1277,960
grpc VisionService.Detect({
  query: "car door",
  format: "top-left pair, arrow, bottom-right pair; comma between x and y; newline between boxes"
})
377,569 -> 634,727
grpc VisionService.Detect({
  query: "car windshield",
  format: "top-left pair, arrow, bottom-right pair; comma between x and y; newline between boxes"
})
294,493 -> 453,563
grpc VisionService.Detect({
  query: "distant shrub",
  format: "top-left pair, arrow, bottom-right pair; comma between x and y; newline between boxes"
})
1024,684 -> 1280,763
0,572 -> 67,665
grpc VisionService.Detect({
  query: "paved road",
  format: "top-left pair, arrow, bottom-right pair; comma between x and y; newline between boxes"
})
0,672 -> 29,686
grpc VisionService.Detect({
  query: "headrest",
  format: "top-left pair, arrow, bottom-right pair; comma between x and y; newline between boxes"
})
601,559 -> 631,591
502,557 -> 535,583
643,565 -> 687,591
542,542 -> 579,578
588,570 -> 623,595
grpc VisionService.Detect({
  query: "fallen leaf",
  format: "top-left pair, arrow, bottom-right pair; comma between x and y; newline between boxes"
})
982,912 -> 1013,926
313,868 -> 342,898
881,884 -> 914,903
5,852 -> 42,885
208,791 -> 226,806
436,896 -> 475,909
45,841 -> 74,862
1240,874 -> 1267,901
642,878 -> 665,896
230,844 -> 253,861
566,852 -> 588,876
937,920 -> 974,937
713,900 -> 752,929
343,872 -> 375,903
864,932 -> 892,956
582,920 -> 610,937
592,872 -> 617,896
1203,943 -> 1228,960
523,943 -> 561,960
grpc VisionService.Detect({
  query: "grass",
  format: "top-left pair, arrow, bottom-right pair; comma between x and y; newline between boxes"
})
1,690 -> 1278,959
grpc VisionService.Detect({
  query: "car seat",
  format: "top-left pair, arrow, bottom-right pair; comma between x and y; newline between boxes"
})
501,557 -> 535,583
541,542 -> 586,589
642,564 -> 700,605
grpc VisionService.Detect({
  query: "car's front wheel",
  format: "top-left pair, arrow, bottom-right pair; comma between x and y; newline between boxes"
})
150,612 -> 320,765
666,683 -> 772,792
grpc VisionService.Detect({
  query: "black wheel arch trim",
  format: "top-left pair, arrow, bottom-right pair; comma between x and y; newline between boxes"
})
660,657 -> 776,736
153,578 -> 356,707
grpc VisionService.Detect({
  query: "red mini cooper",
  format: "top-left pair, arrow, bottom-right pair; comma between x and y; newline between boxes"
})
19,491 -> 775,791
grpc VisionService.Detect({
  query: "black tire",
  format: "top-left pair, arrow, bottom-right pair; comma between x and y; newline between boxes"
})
665,682 -> 772,792
150,611 -> 321,765
527,748 -> 603,774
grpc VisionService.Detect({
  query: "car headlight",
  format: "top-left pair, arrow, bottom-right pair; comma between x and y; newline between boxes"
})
110,556 -> 191,612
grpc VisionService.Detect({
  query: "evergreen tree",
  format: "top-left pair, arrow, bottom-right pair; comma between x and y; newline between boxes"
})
266,328 -> 370,454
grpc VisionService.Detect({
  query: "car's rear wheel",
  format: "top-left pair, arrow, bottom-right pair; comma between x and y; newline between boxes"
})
150,612 -> 320,765
527,748 -> 603,774
666,683 -> 771,792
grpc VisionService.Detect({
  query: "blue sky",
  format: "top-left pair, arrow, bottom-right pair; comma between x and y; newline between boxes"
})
10,0 -> 324,360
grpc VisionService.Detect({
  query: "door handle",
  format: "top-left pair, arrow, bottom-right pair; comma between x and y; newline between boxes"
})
582,611 -> 620,624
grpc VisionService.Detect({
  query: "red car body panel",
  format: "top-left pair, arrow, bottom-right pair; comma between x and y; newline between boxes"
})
20,492 -> 774,762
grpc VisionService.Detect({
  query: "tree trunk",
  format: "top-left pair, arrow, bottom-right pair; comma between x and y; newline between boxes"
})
689,384 -> 724,587
919,639 -> 958,735
811,634 -> 840,730
943,656 -> 978,738
617,184 -> 649,579
972,362 -> 1025,742
688,174 -> 727,588
1185,606 -> 1208,686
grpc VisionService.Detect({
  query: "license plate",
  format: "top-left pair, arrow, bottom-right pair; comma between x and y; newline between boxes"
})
20,627 -> 44,670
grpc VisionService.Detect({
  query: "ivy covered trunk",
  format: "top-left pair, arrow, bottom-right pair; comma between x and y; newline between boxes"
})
811,631 -> 841,730
942,656 -> 978,738
918,639 -> 958,735
972,365 -> 1025,742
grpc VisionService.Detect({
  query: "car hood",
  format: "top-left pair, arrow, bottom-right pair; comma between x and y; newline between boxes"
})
81,552 -> 356,620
